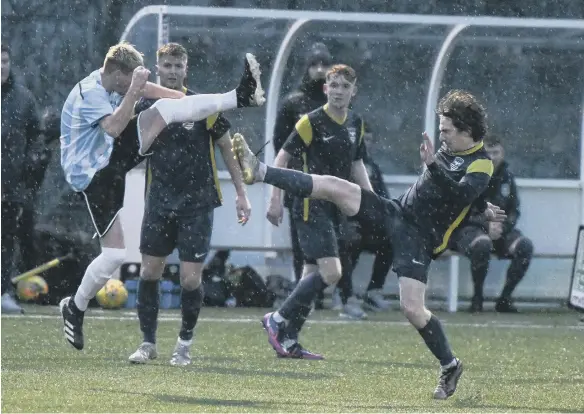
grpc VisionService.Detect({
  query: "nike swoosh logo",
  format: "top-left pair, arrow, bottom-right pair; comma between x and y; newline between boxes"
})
412,259 -> 424,265
322,136 -> 335,142
194,253 -> 206,259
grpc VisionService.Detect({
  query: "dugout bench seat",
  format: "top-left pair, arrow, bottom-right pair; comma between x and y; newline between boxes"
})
440,250 -> 574,312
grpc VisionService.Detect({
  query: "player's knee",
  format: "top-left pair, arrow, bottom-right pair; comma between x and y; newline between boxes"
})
180,269 -> 203,291
140,266 -> 163,281
319,262 -> 342,285
469,236 -> 492,261
320,270 -> 341,285
140,260 -> 164,281
399,296 -> 425,324
513,237 -> 533,262
313,175 -> 338,201
302,264 -> 319,279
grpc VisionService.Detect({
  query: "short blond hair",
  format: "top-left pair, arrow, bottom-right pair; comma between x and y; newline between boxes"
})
103,42 -> 144,74
157,43 -> 188,61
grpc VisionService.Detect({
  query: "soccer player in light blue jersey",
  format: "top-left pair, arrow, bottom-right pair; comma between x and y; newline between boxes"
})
59,42 -> 264,351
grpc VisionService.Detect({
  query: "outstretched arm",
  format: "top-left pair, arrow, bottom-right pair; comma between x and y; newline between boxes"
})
351,159 -> 373,192
217,131 -> 251,225
143,82 -> 185,99
98,67 -> 150,137
266,149 -> 292,226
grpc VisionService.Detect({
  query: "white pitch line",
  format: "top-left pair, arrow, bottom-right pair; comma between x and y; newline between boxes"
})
2,313 -> 583,331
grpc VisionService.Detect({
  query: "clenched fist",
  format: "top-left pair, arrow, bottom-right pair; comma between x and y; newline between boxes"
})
128,66 -> 150,98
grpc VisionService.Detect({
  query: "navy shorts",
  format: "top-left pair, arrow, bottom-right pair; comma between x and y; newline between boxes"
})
292,200 -> 349,263
140,207 -> 214,263
354,189 -> 433,284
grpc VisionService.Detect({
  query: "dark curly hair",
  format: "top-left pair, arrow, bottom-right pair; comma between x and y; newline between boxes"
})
437,90 -> 487,142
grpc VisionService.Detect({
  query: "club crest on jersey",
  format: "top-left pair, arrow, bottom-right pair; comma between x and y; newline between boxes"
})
501,183 -> 511,197
450,157 -> 464,171
347,128 -> 357,143
182,122 -> 195,130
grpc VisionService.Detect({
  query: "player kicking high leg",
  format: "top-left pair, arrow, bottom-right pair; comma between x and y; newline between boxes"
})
127,43 -> 251,366
233,90 -> 506,399
59,42 -> 264,351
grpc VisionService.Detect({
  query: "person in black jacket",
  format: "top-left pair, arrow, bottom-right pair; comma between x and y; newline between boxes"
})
272,42 -> 332,284
1,43 -> 41,313
449,135 -> 533,313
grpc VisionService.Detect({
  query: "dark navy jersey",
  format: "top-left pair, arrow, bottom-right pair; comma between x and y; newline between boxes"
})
398,141 -> 494,256
466,160 -> 520,235
282,104 -> 367,221
283,104 -> 366,180
135,89 -> 231,213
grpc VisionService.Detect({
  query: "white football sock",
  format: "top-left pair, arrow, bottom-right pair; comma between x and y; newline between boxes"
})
153,90 -> 237,125
74,248 -> 126,311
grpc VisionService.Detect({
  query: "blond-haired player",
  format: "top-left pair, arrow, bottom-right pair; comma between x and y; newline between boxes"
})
59,42 -> 264,351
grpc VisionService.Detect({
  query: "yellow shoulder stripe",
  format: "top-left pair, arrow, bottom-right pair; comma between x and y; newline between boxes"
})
206,113 -> 219,130
295,114 -> 313,146
359,119 -> 365,144
466,159 -> 494,176
145,163 -> 152,199
209,137 -> 223,203
302,152 -> 309,222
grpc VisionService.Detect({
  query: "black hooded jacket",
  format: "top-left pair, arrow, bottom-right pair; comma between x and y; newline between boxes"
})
273,46 -> 332,207
1,74 -> 40,204
273,76 -> 328,155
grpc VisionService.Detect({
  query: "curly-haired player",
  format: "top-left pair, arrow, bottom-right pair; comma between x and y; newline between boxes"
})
233,90 -> 506,400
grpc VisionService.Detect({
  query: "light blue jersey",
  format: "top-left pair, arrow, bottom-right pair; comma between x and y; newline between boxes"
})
60,70 -> 123,191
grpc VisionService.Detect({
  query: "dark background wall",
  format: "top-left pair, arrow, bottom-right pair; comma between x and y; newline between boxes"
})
2,0 -> 583,178
3,0 -> 582,107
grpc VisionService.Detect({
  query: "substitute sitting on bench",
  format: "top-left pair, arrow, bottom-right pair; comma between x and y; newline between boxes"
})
448,135 -> 534,313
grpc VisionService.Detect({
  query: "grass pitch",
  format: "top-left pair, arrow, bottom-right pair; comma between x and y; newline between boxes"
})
2,306 -> 583,413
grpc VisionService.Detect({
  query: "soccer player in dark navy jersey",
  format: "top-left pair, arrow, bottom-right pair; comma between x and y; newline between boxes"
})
265,64 -> 373,357
127,43 -> 251,366
233,90 -> 506,400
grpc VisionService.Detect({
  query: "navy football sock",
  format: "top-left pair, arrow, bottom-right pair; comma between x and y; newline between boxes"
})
137,279 -> 160,344
179,284 -> 204,342
278,272 -> 326,321
286,303 -> 312,340
264,166 -> 313,198
501,238 -> 533,300
418,315 -> 455,366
